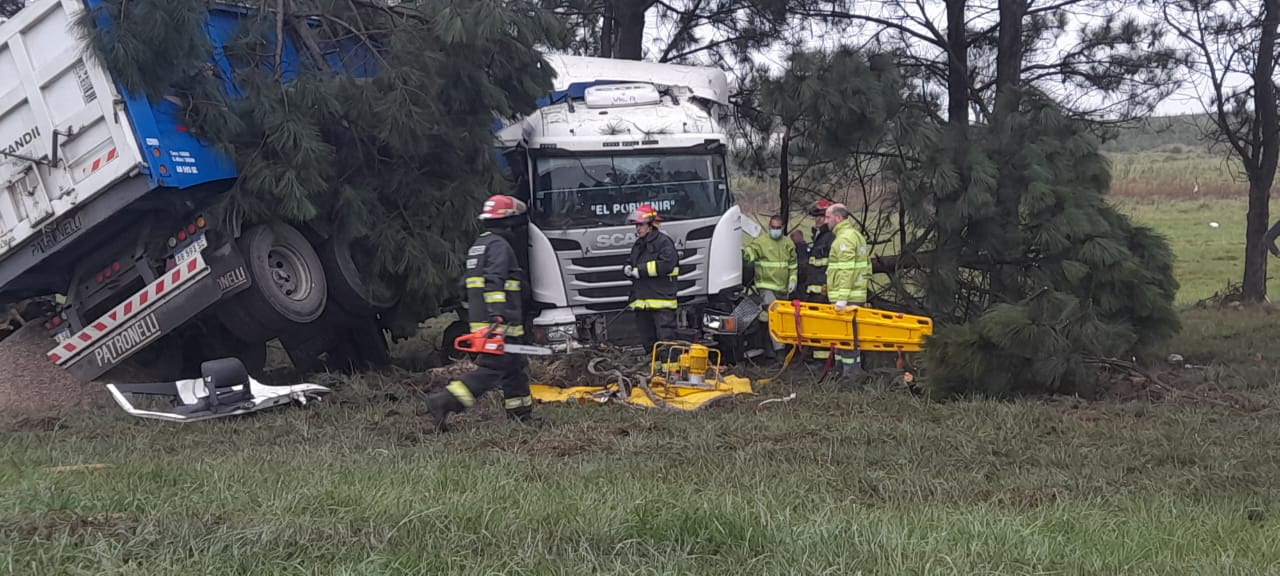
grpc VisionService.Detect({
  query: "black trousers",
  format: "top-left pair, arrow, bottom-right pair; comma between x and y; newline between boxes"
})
635,309 -> 677,354
442,348 -> 532,418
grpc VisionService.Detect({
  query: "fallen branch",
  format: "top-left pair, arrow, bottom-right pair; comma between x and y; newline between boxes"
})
1083,355 -> 1245,410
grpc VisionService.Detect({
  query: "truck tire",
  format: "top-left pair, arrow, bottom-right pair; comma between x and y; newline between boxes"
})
111,335 -> 187,382
319,236 -> 402,314
232,222 -> 328,331
183,319 -> 268,378
323,321 -> 392,373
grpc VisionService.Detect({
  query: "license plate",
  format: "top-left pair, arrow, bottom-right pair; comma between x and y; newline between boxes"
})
175,233 -> 207,263
54,328 -> 71,343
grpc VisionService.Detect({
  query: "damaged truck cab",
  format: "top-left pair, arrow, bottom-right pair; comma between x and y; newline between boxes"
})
476,55 -> 750,357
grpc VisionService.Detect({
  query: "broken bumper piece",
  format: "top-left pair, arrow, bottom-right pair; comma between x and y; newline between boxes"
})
104,357 -> 331,422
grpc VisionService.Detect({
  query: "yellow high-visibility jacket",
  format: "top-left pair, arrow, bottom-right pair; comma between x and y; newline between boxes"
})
827,219 -> 871,304
744,234 -> 797,293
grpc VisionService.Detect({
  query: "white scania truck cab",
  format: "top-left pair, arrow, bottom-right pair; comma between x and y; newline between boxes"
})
482,55 -> 748,353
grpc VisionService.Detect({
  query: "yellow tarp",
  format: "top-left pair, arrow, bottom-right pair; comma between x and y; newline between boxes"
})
529,375 -> 754,411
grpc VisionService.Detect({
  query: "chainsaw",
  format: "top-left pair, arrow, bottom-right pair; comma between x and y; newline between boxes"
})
454,326 -> 552,356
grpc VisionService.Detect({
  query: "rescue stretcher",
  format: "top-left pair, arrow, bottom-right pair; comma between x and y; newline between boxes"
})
766,300 -> 934,352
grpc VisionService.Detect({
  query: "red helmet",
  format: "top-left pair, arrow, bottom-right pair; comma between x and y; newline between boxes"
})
627,204 -> 659,224
479,195 -> 527,220
807,199 -> 833,216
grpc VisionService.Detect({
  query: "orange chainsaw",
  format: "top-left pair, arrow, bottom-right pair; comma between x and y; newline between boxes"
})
453,326 -> 552,356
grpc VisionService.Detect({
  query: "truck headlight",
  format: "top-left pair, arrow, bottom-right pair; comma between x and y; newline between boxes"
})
702,314 -> 737,333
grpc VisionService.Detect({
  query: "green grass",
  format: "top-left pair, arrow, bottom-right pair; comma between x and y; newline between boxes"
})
4,375 -> 1280,574
1118,197 -> 1280,304
6,196 -> 1280,574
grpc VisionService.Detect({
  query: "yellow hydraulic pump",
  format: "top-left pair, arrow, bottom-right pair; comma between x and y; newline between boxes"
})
650,342 -> 723,390
766,300 -> 933,352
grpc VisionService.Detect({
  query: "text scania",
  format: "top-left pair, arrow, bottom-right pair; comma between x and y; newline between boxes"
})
595,232 -> 636,248
92,314 -> 161,367
3,125 -> 40,156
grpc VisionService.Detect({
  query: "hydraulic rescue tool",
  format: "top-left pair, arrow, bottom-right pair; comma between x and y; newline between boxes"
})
649,341 -> 724,390
454,326 -> 553,356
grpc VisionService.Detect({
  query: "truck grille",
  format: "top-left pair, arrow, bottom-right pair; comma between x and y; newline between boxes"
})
558,246 -> 707,311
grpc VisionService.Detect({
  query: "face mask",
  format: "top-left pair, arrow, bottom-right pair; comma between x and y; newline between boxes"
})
769,229 -> 783,239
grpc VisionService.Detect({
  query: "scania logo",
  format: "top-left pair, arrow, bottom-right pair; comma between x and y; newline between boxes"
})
594,232 -> 636,248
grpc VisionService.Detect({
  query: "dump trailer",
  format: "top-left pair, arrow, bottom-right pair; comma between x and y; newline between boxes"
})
441,55 -> 753,358
0,0 -> 396,383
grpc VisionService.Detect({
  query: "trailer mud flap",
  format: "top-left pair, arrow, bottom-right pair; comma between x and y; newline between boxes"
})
48,254 -> 224,383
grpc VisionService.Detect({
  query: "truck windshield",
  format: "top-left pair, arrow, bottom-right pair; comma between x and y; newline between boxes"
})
532,154 -> 731,229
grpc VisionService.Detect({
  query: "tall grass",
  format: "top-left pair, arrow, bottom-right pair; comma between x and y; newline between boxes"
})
3,371 -> 1280,574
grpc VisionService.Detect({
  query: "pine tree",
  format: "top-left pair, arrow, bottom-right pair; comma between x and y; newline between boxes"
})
919,94 -> 1180,398
732,48 -> 901,229
75,0 -> 562,331
720,1 -> 1184,397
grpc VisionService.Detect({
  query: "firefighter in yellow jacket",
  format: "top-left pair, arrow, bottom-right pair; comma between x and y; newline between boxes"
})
743,215 -> 797,358
825,203 -> 872,379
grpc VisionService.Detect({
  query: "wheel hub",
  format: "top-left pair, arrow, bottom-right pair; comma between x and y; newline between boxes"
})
267,246 -> 311,302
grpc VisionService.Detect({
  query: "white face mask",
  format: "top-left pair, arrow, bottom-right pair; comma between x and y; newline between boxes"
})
769,228 -> 783,239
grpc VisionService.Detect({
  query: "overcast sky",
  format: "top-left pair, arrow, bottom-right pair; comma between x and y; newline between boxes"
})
2,0 -> 1235,119
640,1 -> 1246,120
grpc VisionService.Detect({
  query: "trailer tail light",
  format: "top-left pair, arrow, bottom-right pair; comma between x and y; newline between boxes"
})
96,272 -> 104,284
167,237 -> 178,248
196,216 -> 206,229
177,231 -> 187,242
112,262 -> 121,273
187,224 -> 197,235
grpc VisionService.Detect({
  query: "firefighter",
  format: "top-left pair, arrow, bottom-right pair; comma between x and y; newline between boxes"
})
825,202 -> 872,380
423,195 -> 536,432
744,215 -> 797,358
790,228 -> 809,298
802,199 -> 834,364
622,204 -> 680,355
803,199 -> 834,302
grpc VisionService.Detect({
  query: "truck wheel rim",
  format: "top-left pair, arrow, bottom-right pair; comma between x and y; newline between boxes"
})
267,245 -> 312,302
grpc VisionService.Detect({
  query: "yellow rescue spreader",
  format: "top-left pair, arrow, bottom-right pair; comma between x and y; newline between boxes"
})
767,300 -> 933,352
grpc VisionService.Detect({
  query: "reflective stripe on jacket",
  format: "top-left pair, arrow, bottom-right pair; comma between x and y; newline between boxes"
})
826,219 -> 871,303
628,228 -> 680,309
464,232 -> 525,336
744,235 -> 797,292
804,225 -> 833,293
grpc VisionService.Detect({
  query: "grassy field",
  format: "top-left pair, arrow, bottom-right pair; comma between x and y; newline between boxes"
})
1120,197 -> 1280,304
5,193 -> 1280,573
3,376 -> 1280,574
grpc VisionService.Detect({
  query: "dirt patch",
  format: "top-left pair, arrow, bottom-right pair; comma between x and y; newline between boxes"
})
1099,363 -> 1271,412
0,322 -> 112,414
